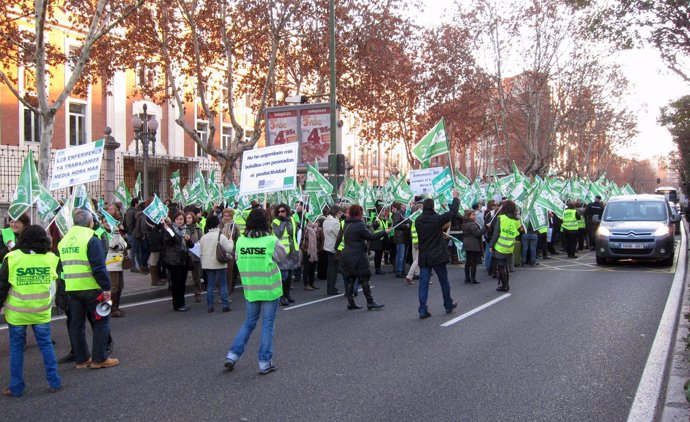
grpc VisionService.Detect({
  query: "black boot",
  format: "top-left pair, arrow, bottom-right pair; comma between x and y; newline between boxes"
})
345,279 -> 361,310
496,266 -> 509,292
362,280 -> 384,310
471,266 -> 479,284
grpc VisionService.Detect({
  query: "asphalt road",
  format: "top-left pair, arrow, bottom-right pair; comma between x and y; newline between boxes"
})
0,250 -> 675,422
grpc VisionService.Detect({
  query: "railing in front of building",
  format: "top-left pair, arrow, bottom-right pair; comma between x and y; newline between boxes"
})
0,145 -> 222,221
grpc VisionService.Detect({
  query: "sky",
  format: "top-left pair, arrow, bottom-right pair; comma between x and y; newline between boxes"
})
411,0 -> 689,161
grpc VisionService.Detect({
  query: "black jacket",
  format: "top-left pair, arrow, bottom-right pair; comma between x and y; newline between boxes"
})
462,221 -> 485,252
340,218 -> 386,280
163,226 -> 193,266
416,198 -> 459,267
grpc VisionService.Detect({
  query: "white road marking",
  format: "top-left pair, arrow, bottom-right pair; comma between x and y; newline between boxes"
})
440,294 -> 511,327
282,293 -> 344,310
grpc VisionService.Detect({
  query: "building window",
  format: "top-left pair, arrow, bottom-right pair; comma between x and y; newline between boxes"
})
23,106 -> 40,143
68,102 -> 87,146
244,129 -> 254,143
358,151 -> 365,165
372,150 -> 378,166
196,122 -> 209,158
222,126 -> 233,150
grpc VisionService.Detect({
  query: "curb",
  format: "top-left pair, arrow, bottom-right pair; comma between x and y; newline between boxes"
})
661,220 -> 690,421
628,219 -> 688,421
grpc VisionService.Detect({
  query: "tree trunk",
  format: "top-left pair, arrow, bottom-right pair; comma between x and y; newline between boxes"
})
38,111 -> 57,187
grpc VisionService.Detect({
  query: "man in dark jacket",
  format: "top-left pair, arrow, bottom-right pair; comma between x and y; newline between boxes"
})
391,202 -> 409,278
415,189 -> 459,319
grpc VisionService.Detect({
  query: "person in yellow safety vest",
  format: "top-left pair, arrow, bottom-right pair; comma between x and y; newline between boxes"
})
489,201 -> 524,292
224,208 -> 287,375
560,201 -> 581,258
369,212 -> 389,275
272,204 -> 300,307
58,209 -> 119,369
537,226 -> 550,260
0,213 -> 30,262
404,203 -> 422,285
576,201 -> 587,251
0,225 -> 62,397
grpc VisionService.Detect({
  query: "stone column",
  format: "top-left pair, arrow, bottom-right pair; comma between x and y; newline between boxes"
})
102,127 -> 120,204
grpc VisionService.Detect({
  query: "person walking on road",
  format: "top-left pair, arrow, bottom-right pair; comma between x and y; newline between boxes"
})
462,209 -> 485,284
489,201 -> 523,292
200,215 -> 233,313
0,225 -> 62,396
322,205 -> 342,295
224,208 -> 286,375
58,209 -> 119,369
415,189 -> 460,319
340,205 -> 389,311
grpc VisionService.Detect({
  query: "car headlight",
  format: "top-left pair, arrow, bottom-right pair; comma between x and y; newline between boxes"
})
654,226 -> 670,237
597,226 -> 610,237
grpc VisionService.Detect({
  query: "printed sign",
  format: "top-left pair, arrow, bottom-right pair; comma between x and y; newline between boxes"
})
300,107 -> 331,164
409,167 -> 443,195
49,140 -> 105,190
239,143 -> 299,195
267,110 -> 299,145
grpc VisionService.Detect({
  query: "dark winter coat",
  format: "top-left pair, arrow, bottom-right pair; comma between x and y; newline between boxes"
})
163,226 -> 193,266
340,218 -> 387,281
391,211 -> 410,245
416,198 -> 460,267
462,220 -> 485,252
368,217 -> 386,252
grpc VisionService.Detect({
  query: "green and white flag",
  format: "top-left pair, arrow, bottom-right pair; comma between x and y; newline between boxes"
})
143,194 -> 169,224
113,181 -> 132,206
170,170 -> 182,203
535,184 -> 565,220
431,167 -> 454,194
101,209 -> 121,234
528,204 -> 549,232
224,183 -> 240,204
53,191 -> 75,236
411,118 -> 449,168
343,178 -> 361,203
9,150 -> 41,220
455,170 -> 471,189
134,173 -> 142,199
305,161 -> 333,193
73,184 -> 98,216
35,184 -> 61,222
391,172 -> 414,204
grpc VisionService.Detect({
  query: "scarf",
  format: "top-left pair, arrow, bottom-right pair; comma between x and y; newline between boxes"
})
172,224 -> 187,252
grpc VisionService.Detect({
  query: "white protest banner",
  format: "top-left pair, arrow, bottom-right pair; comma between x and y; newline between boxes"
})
239,143 -> 298,196
49,140 -> 105,190
409,167 -> 443,195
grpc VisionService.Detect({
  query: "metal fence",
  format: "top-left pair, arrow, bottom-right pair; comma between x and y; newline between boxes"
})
0,145 -> 222,222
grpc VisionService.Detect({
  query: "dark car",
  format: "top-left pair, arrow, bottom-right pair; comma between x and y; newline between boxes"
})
593,194 -> 680,266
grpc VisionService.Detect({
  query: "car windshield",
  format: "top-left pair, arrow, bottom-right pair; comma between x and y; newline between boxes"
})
604,201 -> 668,222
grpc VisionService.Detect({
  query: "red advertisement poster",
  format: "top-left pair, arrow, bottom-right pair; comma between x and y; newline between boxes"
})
300,107 -> 331,163
267,110 -> 298,145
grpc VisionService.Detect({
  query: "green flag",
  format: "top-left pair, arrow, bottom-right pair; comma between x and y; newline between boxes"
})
35,184 -> 60,222
101,209 -> 121,234
535,184 -> 565,220
224,183 -> 240,204
431,167 -> 454,194
73,184 -> 98,216
113,181 -> 132,206
411,118 -> 449,167
53,191 -> 75,236
343,178 -> 361,203
134,173 -> 142,199
9,150 -> 41,220
305,161 -> 333,193
170,170 -> 182,203
143,194 -> 169,224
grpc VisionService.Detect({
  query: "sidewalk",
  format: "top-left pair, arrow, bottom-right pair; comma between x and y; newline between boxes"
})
119,268 -> 173,304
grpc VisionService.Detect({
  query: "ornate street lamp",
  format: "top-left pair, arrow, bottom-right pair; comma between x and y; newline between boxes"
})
131,104 -> 158,200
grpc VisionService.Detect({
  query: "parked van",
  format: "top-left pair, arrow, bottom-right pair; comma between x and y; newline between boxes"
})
593,194 -> 680,266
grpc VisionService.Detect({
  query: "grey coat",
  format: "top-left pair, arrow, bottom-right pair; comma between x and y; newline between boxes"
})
461,221 -> 485,252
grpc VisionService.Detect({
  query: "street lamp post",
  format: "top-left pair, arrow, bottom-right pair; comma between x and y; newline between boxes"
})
131,104 -> 158,200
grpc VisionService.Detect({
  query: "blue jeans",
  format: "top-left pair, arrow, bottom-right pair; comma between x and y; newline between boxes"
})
395,243 -> 407,274
206,268 -> 228,308
418,264 -> 454,315
521,233 -> 538,265
8,323 -> 61,396
126,234 -> 140,269
226,298 -> 280,370
484,242 -> 492,272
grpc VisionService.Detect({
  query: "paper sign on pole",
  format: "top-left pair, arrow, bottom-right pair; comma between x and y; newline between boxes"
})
239,143 -> 299,196
49,140 -> 105,190
409,167 -> 443,195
